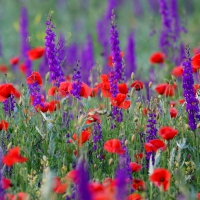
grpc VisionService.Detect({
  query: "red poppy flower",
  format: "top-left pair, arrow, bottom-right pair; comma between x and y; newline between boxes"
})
192,53 -> 200,72
130,162 -> 142,173
171,66 -> 183,77
132,179 -> 146,191
73,130 -> 91,146
134,153 -> 144,163
86,110 -> 100,124
149,168 -> 171,192
118,83 -> 128,95
99,74 -> 111,98
159,126 -> 178,140
48,100 -> 60,113
155,83 -> 176,97
170,101 -> 176,107
19,63 -> 26,75
169,108 -> 178,118
90,86 -> 100,97
3,147 -> 28,166
0,120 -> 9,131
145,139 -> 167,153
179,99 -> 185,105
10,56 -> 19,65
48,86 -> 58,96
0,83 -> 21,102
2,178 -> 12,189
197,193 -> 200,200
12,192 -> 29,200
35,102 -> 50,113
149,52 -> 165,64
0,65 -> 8,73
126,193 -> 143,200
58,81 -> 70,96
26,71 -> 42,86
27,46 -> 45,60
52,177 -> 68,194
66,170 -> 79,184
131,80 -> 144,91
194,84 -> 200,94
155,83 -> 167,95
68,82 -> 92,98
142,108 -> 148,116
104,139 -> 125,155
110,93 -> 131,109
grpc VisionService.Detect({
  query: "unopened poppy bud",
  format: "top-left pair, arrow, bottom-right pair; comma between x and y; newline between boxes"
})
134,117 -> 138,122
43,155 -> 47,162
100,93 -> 103,98
125,140 -> 128,146
131,135 -> 135,142
179,116 -> 182,121
164,79 -> 170,84
18,97 -> 22,106
109,158 -> 113,165
131,88 -> 135,96
148,82 -> 152,88
197,123 -> 200,129
131,72 -> 135,80
78,114 -> 84,125
185,124 -> 190,130
94,164 -> 97,168
7,142 -> 12,150
171,75 -> 176,82
158,95 -> 162,99
45,72 -> 50,81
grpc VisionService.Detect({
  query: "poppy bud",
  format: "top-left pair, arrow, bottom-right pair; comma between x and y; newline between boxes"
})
171,75 -> 176,82
94,164 -> 97,168
185,124 -> 190,130
134,117 -> 138,122
131,135 -> 135,142
125,140 -> 128,146
131,72 -> 135,80
131,88 -> 135,96
43,155 -> 47,162
45,72 -> 50,81
7,142 -> 12,151
148,82 -> 152,88
197,123 -> 200,129
109,158 -> 113,165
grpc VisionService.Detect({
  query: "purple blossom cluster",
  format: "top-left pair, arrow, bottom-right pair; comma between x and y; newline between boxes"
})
0,146 -> 5,199
45,16 -> 65,87
3,95 -> 15,116
93,122 -> 103,151
182,50 -> 200,131
145,112 -> 157,168
71,62 -> 82,99
20,6 -> 32,76
29,82 -> 43,107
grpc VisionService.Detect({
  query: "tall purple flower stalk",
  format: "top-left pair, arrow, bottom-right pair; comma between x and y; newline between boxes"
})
3,95 -> 15,116
28,82 -> 43,107
125,31 -> 137,80
77,160 -> 91,200
39,54 -> 49,78
93,122 -> 103,151
158,0 -> 172,57
20,6 -> 32,76
81,35 -> 95,85
45,16 -> 65,87
182,48 -> 200,131
0,146 -> 5,199
145,111 -> 157,168
71,62 -> 82,99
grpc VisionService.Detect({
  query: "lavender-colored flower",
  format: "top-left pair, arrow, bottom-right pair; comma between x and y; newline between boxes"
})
148,0 -> 159,14
3,95 -> 15,116
28,82 -> 43,107
20,6 -> 32,76
0,146 -> 5,199
93,122 -> 103,150
45,16 -> 65,87
158,0 -> 172,57
133,0 -> 144,17
111,106 -> 123,126
145,111 -> 157,168
39,54 -> 49,78
81,35 -> 95,85
182,48 -> 200,131
115,168 -> 127,200
65,43 -> 78,71
170,0 -> 181,42
77,160 -> 91,200
105,0 -> 118,20
125,31 -> 137,80
71,62 -> 82,99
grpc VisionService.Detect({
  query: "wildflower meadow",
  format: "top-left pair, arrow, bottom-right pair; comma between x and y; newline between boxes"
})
0,0 -> 200,199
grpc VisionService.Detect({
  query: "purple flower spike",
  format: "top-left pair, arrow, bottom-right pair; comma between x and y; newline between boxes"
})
0,146 -> 5,199
3,95 -> 16,116
45,15 -> 65,87
77,159 -> 91,200
182,47 -> 200,131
